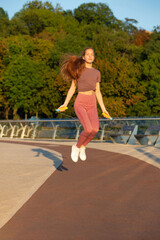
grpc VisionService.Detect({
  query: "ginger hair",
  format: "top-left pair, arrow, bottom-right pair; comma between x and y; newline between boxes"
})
60,47 -> 94,82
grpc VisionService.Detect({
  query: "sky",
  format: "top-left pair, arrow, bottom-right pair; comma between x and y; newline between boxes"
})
0,0 -> 160,31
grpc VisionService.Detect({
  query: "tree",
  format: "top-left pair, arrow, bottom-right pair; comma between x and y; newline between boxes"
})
123,18 -> 138,35
0,8 -> 10,37
12,1 -> 56,36
127,101 -> 151,117
74,3 -> 116,27
0,7 -> 9,19
2,56 -> 46,118
143,31 -> 160,56
0,38 -> 10,118
132,29 -> 151,46
9,17 -> 29,35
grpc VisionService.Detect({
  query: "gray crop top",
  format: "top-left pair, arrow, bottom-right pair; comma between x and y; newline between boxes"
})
77,67 -> 101,92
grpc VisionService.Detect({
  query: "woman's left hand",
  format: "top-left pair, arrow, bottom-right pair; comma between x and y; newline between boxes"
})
102,109 -> 112,118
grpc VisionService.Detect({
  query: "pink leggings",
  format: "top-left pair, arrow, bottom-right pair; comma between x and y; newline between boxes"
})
74,93 -> 99,148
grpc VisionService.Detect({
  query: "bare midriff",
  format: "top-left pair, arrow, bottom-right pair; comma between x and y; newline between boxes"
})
79,90 -> 95,95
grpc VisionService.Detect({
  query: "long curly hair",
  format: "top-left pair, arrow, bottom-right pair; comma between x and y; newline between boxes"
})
60,47 -> 94,82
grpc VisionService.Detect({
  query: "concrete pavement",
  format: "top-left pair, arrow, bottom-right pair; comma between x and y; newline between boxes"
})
0,141 -> 62,228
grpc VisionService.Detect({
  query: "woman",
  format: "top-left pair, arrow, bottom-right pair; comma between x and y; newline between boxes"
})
58,47 -> 111,162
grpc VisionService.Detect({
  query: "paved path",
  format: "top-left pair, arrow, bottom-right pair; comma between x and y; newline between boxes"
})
0,139 -> 160,240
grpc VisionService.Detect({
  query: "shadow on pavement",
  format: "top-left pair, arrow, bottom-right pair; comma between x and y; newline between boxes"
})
136,147 -> 160,163
32,148 -> 68,171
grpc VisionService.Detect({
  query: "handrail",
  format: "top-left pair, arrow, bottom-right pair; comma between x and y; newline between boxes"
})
0,117 -> 160,123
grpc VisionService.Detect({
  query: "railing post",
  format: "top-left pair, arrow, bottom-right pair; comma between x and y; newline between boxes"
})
75,124 -> 81,140
100,124 -> 108,141
52,125 -> 59,140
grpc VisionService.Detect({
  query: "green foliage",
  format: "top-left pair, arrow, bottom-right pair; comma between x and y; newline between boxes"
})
144,31 -> 160,56
0,8 -> 10,37
0,0 -> 159,119
122,18 -> 138,34
0,7 -> 9,19
12,1 -> 56,36
74,3 -> 116,27
9,17 -> 29,35
3,56 -> 44,110
127,101 -> 152,117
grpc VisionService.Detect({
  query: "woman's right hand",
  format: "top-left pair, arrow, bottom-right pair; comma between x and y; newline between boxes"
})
57,104 -> 67,112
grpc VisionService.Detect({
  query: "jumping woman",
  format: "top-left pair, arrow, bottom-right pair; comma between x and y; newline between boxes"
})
57,47 -> 111,162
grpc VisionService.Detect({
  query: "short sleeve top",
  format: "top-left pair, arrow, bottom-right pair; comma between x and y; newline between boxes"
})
77,67 -> 101,92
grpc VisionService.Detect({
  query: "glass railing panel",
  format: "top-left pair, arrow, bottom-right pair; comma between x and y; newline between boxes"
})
0,117 -> 160,145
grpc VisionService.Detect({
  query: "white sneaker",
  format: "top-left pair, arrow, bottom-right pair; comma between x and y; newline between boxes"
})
79,146 -> 86,161
71,145 -> 80,162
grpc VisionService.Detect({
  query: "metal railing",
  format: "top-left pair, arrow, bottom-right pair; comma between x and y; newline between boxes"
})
0,117 -> 160,146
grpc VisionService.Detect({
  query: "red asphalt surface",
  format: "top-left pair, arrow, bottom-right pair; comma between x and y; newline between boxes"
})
0,141 -> 160,240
